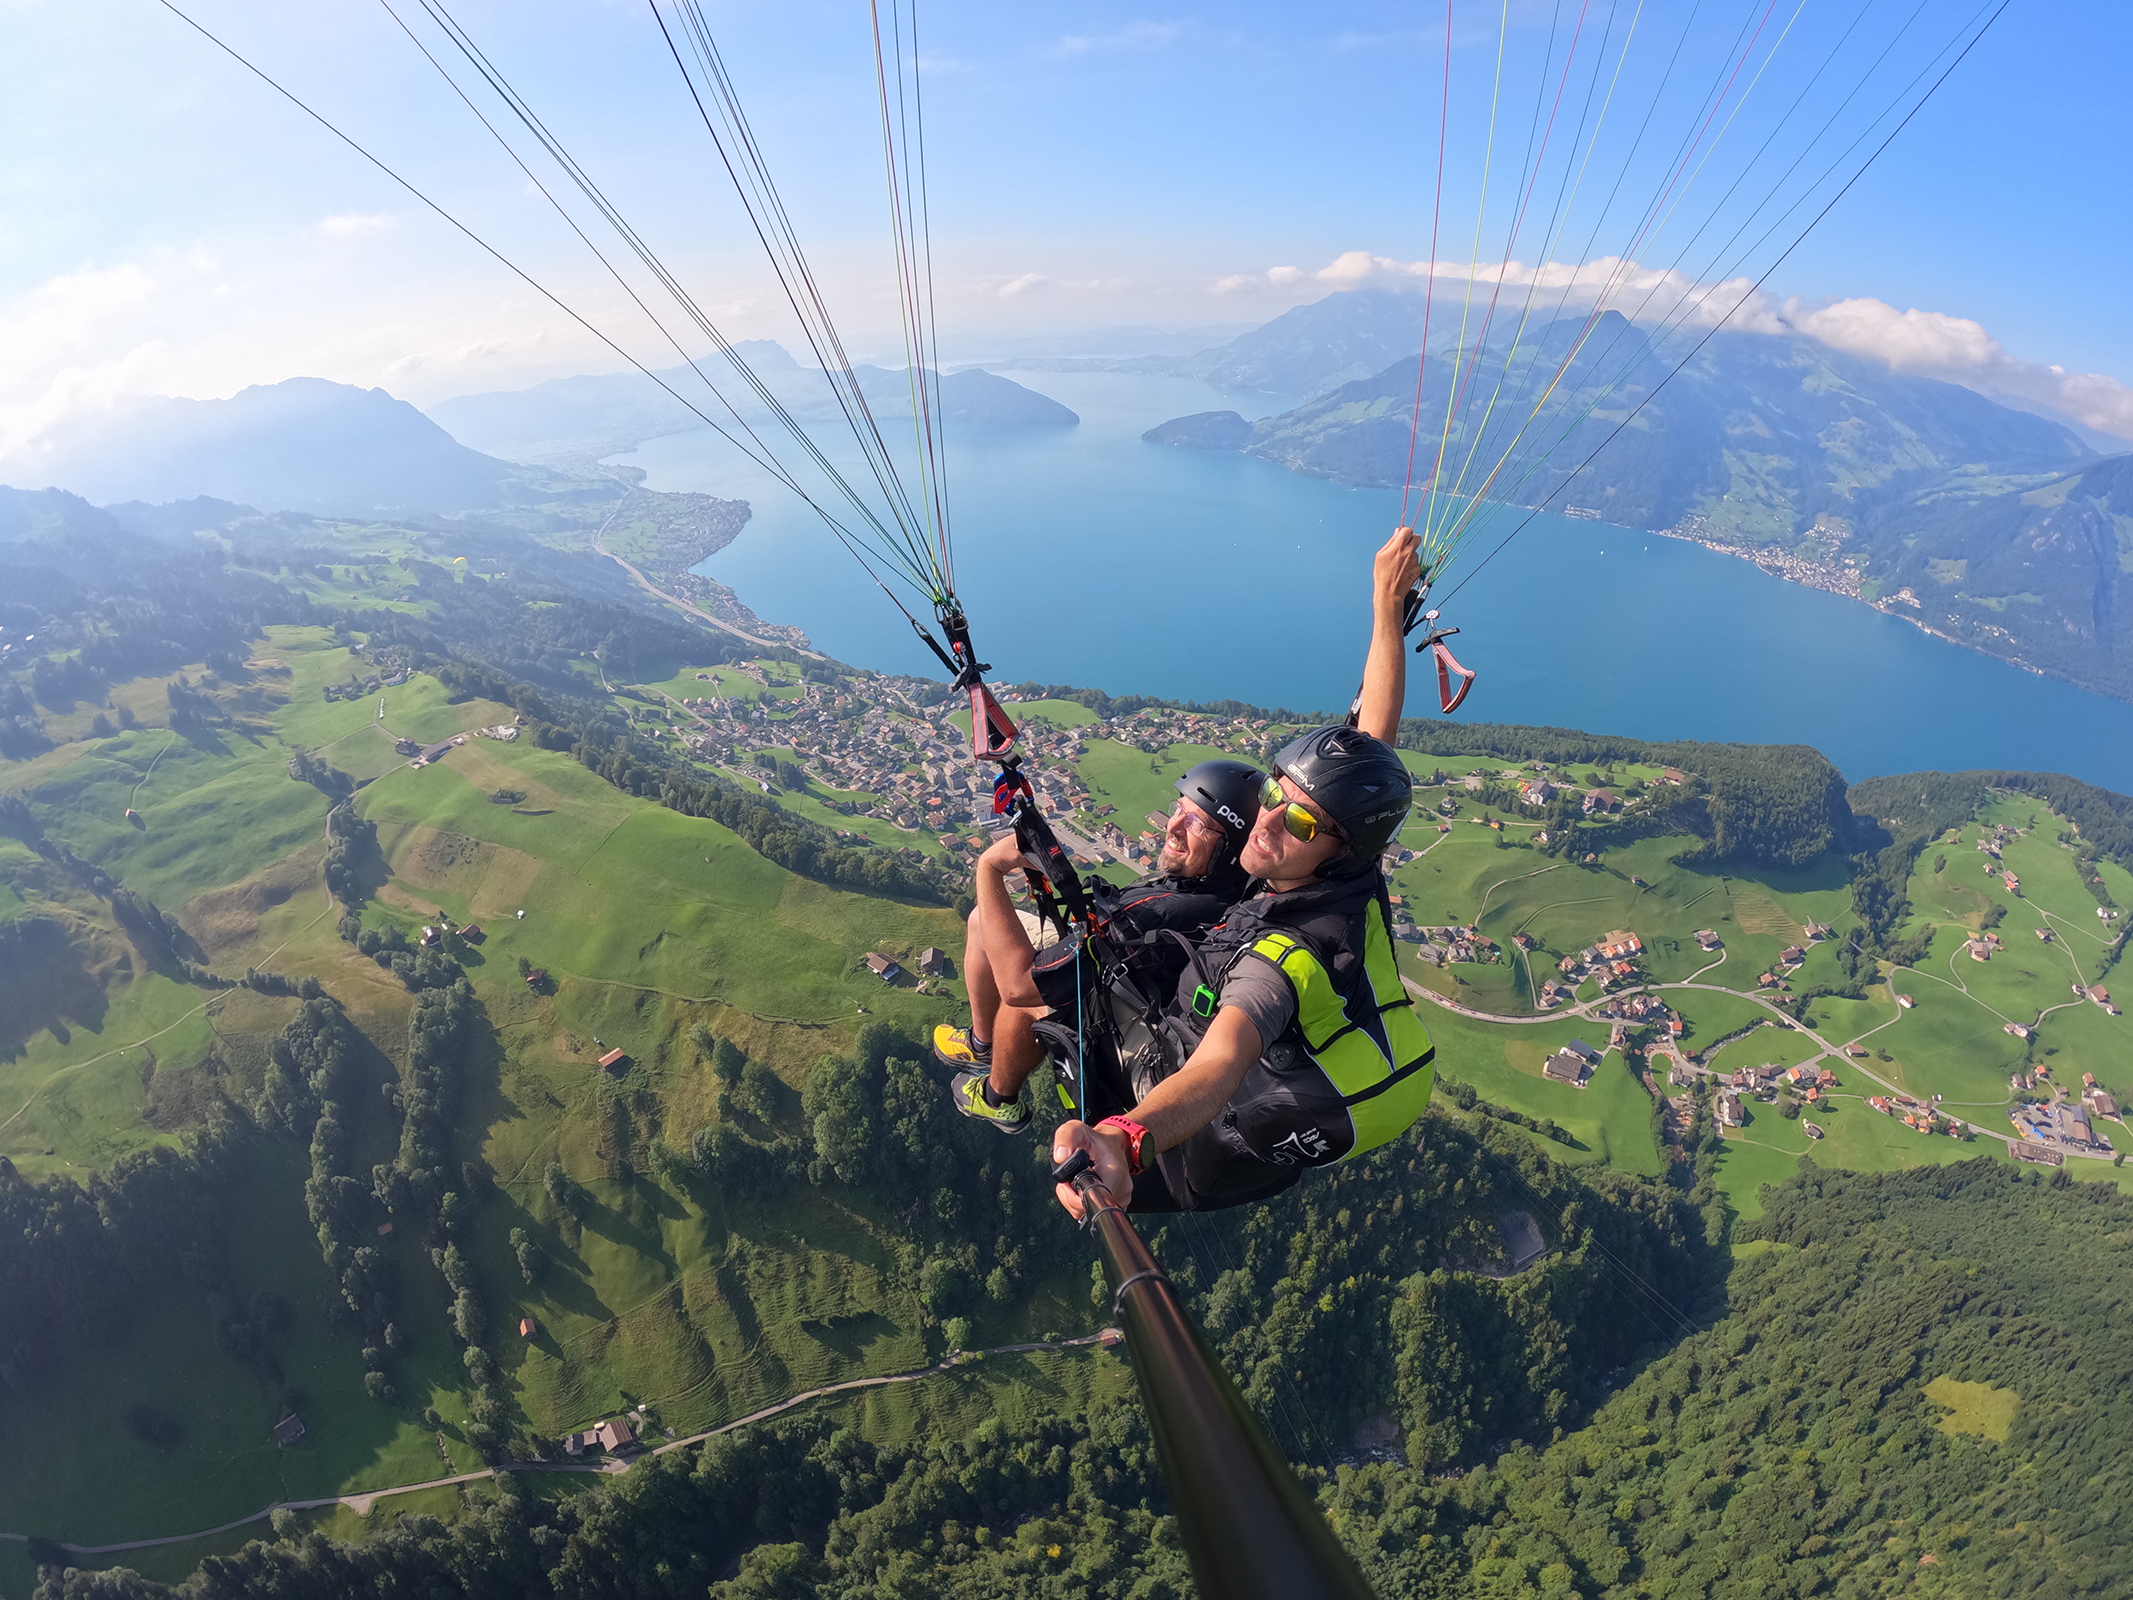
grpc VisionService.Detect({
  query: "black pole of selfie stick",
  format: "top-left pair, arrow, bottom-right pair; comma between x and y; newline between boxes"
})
1050,1152 -> 1377,1600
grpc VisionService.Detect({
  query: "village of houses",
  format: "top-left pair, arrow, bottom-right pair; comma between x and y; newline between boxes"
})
1438,900 -> 2128,1171
381,661 -> 2125,1174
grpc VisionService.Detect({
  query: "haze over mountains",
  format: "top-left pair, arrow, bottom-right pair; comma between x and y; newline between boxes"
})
429,345 -> 1079,467
0,355 -> 1077,515
0,378 -> 557,517
3,290 -> 2128,701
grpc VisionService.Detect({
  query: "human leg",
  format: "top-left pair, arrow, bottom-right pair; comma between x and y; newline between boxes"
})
962,906 -> 1000,1044
936,907 -> 1003,1069
986,1002 -> 1047,1098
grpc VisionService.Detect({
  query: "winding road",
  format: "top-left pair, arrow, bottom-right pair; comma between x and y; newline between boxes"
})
1405,959 -> 2070,1155
0,1332 -> 1119,1558
591,513 -> 821,659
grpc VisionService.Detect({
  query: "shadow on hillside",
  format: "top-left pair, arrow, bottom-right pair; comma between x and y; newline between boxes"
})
801,1311 -> 902,1363
572,1183 -> 681,1276
0,918 -> 110,1062
489,1190 -> 617,1322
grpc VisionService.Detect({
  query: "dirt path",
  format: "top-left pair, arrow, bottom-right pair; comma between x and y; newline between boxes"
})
1,1332 -> 1118,1556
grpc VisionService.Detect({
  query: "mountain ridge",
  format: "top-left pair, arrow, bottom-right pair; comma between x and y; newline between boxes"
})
427,347 -> 1078,467
0,378 -> 598,518
1142,290 -> 2132,697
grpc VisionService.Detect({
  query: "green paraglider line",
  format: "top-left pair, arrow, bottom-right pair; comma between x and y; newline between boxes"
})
1437,0 -> 2014,608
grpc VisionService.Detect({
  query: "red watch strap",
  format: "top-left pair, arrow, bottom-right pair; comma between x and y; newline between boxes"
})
1096,1116 -> 1149,1177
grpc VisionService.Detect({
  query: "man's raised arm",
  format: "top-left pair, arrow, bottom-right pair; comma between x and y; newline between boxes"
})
1354,526 -> 1421,744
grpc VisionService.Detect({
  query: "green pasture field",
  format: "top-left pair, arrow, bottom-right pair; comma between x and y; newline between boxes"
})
1386,823 -> 1854,1000
631,662 -> 804,707
994,697 -> 1100,729
0,1133 -> 481,1546
1072,739 -> 1234,836
13,722 -> 329,914
355,737 -> 961,1028
1700,1019 -> 1824,1075
1421,1006 -> 1665,1177
0,840 -> 221,1175
1664,987 -> 1785,1051
1801,992 -> 1900,1047
727,751 -> 960,864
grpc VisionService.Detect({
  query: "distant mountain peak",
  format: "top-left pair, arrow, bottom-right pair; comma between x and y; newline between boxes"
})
0,377 -> 556,516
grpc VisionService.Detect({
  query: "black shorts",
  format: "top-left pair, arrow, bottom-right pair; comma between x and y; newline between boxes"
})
1128,1133 -> 1303,1214
1029,925 -> 1097,1014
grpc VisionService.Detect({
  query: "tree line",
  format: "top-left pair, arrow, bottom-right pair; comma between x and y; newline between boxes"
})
35,1155 -> 2122,1600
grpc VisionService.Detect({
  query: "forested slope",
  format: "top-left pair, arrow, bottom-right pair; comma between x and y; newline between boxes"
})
32,1157 -> 2125,1600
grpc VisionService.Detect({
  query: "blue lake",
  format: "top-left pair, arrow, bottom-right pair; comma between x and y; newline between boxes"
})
606,370 -> 2133,793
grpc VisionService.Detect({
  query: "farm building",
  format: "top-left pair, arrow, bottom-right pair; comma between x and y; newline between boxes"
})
598,1048 -> 629,1071
863,952 -> 904,981
271,1414 -> 306,1447
1541,1053 -> 1589,1087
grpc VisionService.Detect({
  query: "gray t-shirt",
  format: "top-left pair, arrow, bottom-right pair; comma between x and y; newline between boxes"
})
1216,951 -> 1298,1052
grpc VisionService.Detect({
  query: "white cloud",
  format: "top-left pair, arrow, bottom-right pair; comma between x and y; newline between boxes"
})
1207,249 -> 1776,333
315,213 -> 390,242
996,273 -> 1051,298
1208,251 -> 2133,443
1780,295 -> 2133,441
1051,21 -> 1181,57
0,262 -> 164,456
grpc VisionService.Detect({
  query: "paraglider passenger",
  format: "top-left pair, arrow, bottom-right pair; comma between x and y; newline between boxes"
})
933,756 -> 1263,1133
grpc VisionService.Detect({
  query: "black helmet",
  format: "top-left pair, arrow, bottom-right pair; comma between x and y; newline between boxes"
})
1175,758 -> 1263,852
1272,725 -> 1412,870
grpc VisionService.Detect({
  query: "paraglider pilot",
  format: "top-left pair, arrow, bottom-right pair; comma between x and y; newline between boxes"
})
1050,528 -> 1436,1214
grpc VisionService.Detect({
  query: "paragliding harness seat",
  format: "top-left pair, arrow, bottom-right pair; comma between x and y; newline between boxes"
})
1024,886 -> 1211,1124
1115,870 -> 1436,1212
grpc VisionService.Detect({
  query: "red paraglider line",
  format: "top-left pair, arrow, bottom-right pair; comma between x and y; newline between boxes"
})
1399,0 -> 1457,527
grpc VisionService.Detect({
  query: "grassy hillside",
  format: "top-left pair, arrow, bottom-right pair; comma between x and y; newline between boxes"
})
0,624 -> 1096,1566
4,505 -> 2129,1597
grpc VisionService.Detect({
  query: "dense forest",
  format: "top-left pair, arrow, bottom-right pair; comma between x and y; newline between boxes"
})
28,1157 -> 2125,1599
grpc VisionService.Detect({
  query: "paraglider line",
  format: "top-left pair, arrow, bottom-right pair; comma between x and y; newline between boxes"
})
1438,0 -> 2012,608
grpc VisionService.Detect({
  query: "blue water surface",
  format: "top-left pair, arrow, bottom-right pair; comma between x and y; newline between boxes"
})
605,370 -> 2133,793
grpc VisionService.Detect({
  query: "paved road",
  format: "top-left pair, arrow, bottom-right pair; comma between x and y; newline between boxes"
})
592,512 -> 821,659
1,1332 -> 1119,1557
1405,964 -> 2054,1154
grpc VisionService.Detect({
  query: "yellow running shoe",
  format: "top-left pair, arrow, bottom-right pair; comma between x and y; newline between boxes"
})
931,1023 -> 992,1070
950,1069 -> 1031,1135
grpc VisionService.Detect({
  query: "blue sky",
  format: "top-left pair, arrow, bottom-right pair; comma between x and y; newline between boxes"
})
1,0 -> 2127,440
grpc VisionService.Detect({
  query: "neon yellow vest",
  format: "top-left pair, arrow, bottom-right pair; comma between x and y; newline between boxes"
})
1243,901 -> 1435,1161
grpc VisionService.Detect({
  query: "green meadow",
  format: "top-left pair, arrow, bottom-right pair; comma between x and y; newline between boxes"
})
8,597 -> 2133,1582
0,646 -> 1111,1562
